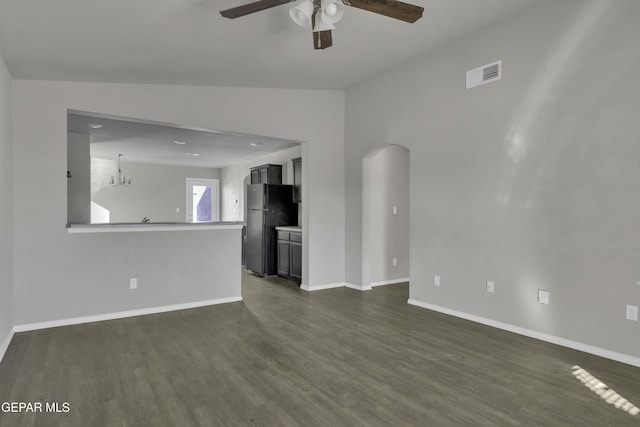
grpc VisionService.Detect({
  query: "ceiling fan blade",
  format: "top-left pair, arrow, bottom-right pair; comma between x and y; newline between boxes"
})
313,30 -> 333,50
220,0 -> 295,19
345,0 -> 424,23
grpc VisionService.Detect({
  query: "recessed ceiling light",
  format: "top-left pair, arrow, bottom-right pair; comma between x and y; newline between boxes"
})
185,152 -> 200,157
250,142 -> 263,147
173,140 -> 187,145
88,123 -> 103,129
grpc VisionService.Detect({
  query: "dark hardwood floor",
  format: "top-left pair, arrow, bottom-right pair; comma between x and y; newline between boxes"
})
1,271 -> 639,426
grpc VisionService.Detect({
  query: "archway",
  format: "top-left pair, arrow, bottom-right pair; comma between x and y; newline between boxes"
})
362,144 -> 410,290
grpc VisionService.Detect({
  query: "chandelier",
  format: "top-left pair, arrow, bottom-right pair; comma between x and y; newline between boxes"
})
109,154 -> 131,187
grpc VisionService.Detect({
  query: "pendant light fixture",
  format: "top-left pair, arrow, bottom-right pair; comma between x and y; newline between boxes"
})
109,154 -> 132,187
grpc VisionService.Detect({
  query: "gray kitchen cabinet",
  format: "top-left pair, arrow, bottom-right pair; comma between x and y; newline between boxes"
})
292,157 -> 302,203
277,234 -> 290,277
250,164 -> 282,185
290,234 -> 302,283
276,229 -> 302,286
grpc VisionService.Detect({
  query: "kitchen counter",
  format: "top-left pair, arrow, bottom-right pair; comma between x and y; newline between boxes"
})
67,222 -> 244,234
275,226 -> 302,232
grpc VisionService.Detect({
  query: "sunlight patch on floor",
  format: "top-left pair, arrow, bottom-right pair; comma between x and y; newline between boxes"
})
572,365 -> 639,416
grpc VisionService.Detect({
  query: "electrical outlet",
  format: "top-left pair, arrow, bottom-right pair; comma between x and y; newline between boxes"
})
487,281 -> 495,293
538,289 -> 550,305
434,275 -> 441,287
392,257 -> 397,266
130,278 -> 138,290
626,305 -> 638,321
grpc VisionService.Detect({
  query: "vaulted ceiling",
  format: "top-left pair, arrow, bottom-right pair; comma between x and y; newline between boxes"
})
0,0 -> 540,90
68,112 -> 300,168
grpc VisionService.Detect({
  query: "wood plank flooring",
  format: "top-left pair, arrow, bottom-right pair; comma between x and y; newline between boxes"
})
1,271 -> 639,426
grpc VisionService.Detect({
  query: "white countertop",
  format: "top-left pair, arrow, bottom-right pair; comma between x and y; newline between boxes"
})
275,226 -> 302,232
67,222 -> 244,234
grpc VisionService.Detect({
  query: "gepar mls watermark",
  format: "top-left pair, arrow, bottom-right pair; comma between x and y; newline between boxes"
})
1,402 -> 70,413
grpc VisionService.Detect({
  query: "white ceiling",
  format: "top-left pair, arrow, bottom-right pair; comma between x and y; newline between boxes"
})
0,0 -> 540,90
68,112 -> 300,168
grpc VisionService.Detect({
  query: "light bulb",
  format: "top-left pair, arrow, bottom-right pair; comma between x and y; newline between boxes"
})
325,3 -> 337,16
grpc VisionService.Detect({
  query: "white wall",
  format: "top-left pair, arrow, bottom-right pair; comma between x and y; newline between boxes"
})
0,51 -> 13,359
220,145 -> 302,223
12,81 -> 345,325
91,158 -> 220,223
346,0 -> 640,359
362,145 -> 409,287
67,132 -> 90,223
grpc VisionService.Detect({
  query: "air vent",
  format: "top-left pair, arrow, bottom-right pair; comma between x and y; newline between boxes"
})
466,60 -> 502,89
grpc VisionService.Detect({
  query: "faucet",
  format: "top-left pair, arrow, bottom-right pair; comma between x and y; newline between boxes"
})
142,217 -> 150,223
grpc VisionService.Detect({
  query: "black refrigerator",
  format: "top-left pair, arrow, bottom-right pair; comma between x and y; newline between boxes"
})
246,184 -> 298,276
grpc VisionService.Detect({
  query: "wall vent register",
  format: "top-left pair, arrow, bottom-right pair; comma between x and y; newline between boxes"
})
466,60 -> 502,89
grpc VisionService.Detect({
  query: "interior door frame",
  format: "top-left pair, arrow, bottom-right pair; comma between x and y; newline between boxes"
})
186,178 -> 220,222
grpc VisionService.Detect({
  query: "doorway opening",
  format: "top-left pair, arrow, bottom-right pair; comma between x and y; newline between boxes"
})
186,178 -> 220,222
362,144 -> 410,289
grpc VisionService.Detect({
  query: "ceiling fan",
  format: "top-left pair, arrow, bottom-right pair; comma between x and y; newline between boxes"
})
220,0 -> 424,50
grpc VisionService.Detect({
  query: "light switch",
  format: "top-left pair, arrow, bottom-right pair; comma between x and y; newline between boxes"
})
392,206 -> 398,215
487,281 -> 495,293
538,289 -> 550,305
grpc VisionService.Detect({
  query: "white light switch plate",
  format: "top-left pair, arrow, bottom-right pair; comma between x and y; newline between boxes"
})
627,305 -> 638,321
434,275 -> 440,287
487,281 -> 495,293
538,289 -> 550,305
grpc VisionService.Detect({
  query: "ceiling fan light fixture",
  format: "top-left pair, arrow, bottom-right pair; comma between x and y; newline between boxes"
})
289,0 -> 314,27
219,0 -> 424,50
313,10 -> 335,32
320,0 -> 344,25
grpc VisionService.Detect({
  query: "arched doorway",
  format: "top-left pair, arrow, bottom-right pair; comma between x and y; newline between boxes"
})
362,144 -> 410,290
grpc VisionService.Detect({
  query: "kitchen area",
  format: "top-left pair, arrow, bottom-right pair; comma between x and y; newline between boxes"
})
66,110 -> 306,288
243,158 -> 303,286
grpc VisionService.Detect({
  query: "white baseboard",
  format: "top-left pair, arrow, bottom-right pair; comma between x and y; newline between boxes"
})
304,282 -> 345,292
408,299 -> 640,368
14,296 -> 243,333
345,282 -> 372,292
0,327 -> 15,363
304,281 -> 398,292
371,277 -> 410,287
